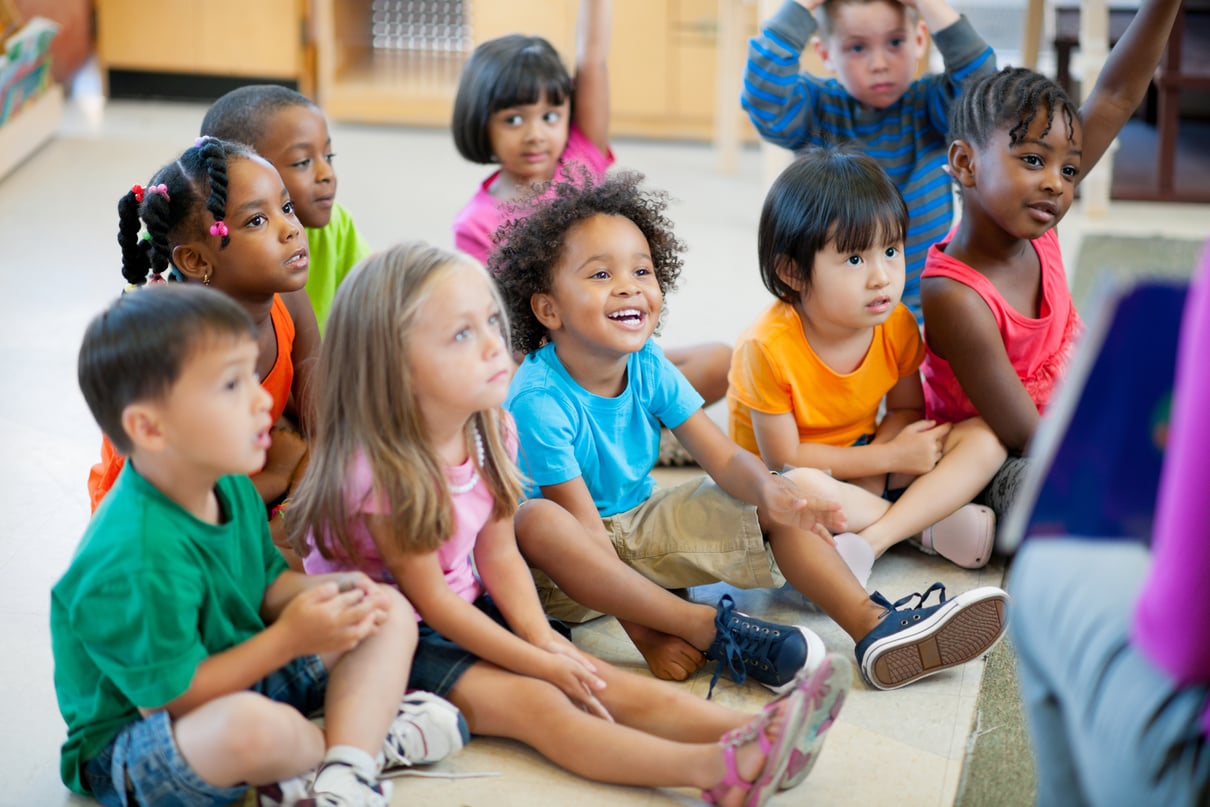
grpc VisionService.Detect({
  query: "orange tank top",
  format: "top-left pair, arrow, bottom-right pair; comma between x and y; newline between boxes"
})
86,294 -> 296,512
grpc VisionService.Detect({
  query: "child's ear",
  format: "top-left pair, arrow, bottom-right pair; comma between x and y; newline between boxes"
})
948,139 -> 977,188
774,256 -> 807,293
121,402 -> 168,453
912,18 -> 928,53
172,242 -> 215,285
531,292 -> 562,331
812,35 -> 835,73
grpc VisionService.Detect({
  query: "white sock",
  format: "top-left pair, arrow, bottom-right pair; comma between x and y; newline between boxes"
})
316,745 -> 377,780
834,532 -> 875,589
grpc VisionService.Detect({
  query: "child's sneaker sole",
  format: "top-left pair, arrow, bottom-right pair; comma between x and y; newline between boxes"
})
778,654 -> 852,791
861,587 -> 1007,690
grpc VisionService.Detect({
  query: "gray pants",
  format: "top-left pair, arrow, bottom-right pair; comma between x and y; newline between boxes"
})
1009,539 -> 1210,807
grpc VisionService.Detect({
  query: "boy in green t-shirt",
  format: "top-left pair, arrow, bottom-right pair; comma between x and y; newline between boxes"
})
53,285 -> 465,806
201,85 -> 372,332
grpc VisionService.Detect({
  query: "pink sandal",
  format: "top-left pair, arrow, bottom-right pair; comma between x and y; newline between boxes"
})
778,653 -> 853,791
702,687 -> 807,807
917,503 -> 995,569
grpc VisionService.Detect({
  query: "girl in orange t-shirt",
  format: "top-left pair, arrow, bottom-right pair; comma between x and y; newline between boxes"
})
88,137 -> 320,567
728,148 -> 1006,574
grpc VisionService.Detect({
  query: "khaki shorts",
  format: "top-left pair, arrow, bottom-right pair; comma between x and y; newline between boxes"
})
533,475 -> 785,623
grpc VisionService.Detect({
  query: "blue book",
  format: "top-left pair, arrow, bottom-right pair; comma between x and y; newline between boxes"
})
998,276 -> 1188,553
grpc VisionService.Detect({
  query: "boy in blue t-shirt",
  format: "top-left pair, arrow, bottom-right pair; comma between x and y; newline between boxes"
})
496,171 -> 1009,694
53,285 -> 464,806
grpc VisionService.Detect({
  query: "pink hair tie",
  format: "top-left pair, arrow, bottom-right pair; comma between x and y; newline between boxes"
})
131,184 -> 145,202
194,135 -> 211,147
146,184 -> 169,200
209,220 -> 229,238
147,273 -> 167,285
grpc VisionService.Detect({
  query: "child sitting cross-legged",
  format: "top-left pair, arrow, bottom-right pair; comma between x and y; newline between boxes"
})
53,284 -> 466,807
494,170 -> 1009,691
728,147 -> 1007,577
287,242 -> 853,806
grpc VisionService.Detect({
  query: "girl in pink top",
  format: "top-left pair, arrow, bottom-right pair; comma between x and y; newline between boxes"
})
451,1 -> 732,409
451,1 -> 614,265
920,0 -> 1182,456
289,242 -> 853,806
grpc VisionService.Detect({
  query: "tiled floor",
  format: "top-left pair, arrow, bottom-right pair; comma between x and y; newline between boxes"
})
2,93 -> 1207,807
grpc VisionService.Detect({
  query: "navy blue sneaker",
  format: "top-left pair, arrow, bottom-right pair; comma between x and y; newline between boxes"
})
855,583 -> 1007,690
704,593 -> 824,696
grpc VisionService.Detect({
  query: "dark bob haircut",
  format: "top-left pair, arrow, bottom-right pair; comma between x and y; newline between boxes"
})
452,34 -> 573,164
758,147 -> 909,303
78,284 -> 255,455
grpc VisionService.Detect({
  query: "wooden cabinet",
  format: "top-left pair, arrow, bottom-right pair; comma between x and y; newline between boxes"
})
312,0 -> 758,141
313,0 -> 473,125
95,0 -> 310,94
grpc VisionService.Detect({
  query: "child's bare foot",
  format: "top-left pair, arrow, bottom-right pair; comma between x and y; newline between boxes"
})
619,620 -> 705,680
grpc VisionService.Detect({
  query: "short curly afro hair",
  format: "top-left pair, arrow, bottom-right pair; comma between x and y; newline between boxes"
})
489,169 -> 685,356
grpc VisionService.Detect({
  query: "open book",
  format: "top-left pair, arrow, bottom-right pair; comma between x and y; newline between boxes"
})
998,276 -> 1189,554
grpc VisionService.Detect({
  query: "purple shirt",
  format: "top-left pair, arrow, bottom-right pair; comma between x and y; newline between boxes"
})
453,123 -> 614,264
1132,243 -> 1210,736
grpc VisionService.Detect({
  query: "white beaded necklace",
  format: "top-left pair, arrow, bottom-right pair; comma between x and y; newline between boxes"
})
447,427 -> 486,495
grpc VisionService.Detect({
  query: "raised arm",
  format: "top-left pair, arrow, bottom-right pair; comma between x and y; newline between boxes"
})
1078,0 -> 1182,177
742,0 -> 825,150
908,0 -> 960,34
903,0 -> 997,132
573,0 -> 612,155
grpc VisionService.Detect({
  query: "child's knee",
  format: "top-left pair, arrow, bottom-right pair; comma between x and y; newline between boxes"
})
953,418 -> 1008,465
782,466 -> 837,497
377,584 -> 419,637
198,692 -> 317,759
515,498 -> 579,545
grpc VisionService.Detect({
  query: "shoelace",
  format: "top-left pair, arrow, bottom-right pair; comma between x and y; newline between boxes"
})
707,595 -> 746,696
707,594 -> 784,697
870,581 -> 948,621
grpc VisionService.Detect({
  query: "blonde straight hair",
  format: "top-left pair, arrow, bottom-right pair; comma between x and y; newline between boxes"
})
289,242 -> 525,562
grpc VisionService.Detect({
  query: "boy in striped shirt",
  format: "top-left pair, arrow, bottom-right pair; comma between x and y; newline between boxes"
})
742,0 -> 995,319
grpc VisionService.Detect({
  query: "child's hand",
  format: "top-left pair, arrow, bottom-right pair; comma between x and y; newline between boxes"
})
536,635 -> 613,722
889,420 -> 952,475
278,581 -> 384,656
322,572 -> 393,622
762,476 -> 845,542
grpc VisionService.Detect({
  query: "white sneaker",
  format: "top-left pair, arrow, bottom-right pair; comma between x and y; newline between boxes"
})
380,691 -> 469,771
309,756 -> 392,807
253,770 -> 312,806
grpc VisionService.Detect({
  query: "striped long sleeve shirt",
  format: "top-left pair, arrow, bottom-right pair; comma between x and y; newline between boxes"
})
743,1 -> 996,318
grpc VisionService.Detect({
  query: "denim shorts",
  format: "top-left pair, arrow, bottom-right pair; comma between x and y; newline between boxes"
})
409,595 -> 571,697
83,655 -> 327,807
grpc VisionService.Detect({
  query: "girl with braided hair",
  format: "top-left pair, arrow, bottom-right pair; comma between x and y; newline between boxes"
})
919,0 -> 1182,517
88,136 -> 320,568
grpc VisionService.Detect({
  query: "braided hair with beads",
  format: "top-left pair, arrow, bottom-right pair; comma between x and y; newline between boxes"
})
116,137 -> 255,289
